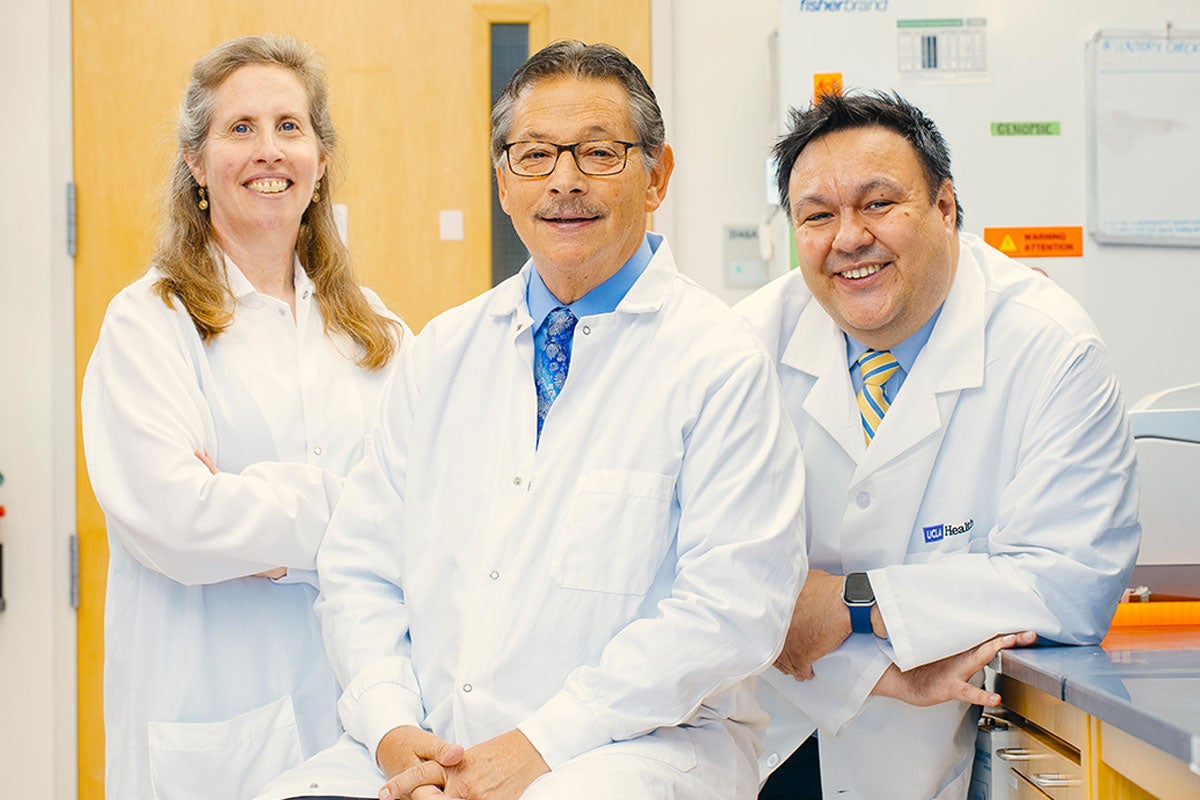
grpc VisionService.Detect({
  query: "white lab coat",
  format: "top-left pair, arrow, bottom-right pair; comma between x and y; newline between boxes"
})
82,258 -> 400,800
255,236 -> 808,800
737,234 -> 1140,800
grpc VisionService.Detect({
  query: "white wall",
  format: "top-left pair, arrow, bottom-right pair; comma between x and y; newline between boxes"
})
0,1 -> 78,798
653,0 -> 783,306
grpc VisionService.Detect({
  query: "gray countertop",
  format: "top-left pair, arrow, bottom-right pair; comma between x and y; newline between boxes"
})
995,626 -> 1200,773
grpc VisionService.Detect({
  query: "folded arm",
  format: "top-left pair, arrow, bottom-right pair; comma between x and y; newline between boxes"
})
82,294 -> 345,585
874,339 -> 1140,670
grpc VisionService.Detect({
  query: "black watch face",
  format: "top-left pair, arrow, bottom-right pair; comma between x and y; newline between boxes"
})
844,572 -> 874,604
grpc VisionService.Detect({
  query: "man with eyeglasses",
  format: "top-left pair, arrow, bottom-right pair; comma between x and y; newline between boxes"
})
254,40 -> 808,800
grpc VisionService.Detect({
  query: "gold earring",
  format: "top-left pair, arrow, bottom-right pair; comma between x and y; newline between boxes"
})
311,180 -> 321,204
197,186 -> 209,211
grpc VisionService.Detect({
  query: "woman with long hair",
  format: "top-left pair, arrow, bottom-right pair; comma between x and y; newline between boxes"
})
82,34 -> 404,800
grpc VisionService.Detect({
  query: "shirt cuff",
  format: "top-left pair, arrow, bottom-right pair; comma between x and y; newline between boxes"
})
340,669 -> 426,762
518,690 -> 610,769
760,647 -> 890,735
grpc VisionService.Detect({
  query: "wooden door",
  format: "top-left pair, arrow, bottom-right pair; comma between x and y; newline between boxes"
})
72,2 -> 650,796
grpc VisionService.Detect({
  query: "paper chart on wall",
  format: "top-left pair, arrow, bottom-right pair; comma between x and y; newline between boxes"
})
1087,29 -> 1200,246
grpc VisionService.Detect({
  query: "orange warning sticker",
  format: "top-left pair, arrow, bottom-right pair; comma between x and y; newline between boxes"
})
813,73 -> 843,103
983,226 -> 1084,258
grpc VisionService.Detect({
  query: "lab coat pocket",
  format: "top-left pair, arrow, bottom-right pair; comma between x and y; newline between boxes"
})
551,469 -> 674,595
148,695 -> 304,800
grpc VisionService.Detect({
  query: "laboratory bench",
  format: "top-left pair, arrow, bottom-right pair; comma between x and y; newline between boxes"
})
985,625 -> 1200,799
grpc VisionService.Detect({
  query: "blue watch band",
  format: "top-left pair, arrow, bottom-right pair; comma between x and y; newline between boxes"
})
848,603 -> 873,634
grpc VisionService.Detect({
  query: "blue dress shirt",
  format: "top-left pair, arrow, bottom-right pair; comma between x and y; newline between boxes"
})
527,233 -> 659,363
846,305 -> 944,403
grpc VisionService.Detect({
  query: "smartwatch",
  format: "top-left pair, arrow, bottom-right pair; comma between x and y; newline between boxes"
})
842,572 -> 875,634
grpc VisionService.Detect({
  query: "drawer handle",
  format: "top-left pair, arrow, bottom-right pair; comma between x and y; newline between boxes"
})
1032,773 -> 1081,788
995,747 -> 1048,762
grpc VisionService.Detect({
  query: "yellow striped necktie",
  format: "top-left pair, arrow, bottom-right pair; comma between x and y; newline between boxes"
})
856,350 -> 900,445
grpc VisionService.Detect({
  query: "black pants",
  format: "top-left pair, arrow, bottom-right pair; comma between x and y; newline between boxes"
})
758,735 -> 821,799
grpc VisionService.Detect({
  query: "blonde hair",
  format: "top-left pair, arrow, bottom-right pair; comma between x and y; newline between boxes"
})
153,34 -> 400,370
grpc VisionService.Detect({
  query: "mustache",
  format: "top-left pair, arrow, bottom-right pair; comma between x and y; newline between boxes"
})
534,198 -> 606,220
827,246 -> 894,272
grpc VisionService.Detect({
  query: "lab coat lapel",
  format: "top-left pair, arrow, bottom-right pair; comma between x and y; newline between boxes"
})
780,300 -> 863,463
616,236 -> 677,314
489,263 -> 537,359
848,246 -> 986,564
856,246 -> 986,476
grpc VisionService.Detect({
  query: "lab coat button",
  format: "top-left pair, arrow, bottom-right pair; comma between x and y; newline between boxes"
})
489,571 -> 500,580
462,683 -> 473,693
277,308 -> 286,317
313,446 -> 323,456
513,476 -> 522,486
856,491 -> 870,509
766,753 -> 780,769
581,325 -> 591,335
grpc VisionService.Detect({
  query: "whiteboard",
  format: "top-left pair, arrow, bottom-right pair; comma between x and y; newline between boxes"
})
1087,29 -> 1200,246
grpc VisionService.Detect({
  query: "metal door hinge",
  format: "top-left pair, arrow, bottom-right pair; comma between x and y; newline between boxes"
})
69,534 -> 80,609
66,182 -> 77,257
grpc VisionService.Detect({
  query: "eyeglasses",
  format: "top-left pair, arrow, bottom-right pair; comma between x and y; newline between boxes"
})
502,139 -> 643,177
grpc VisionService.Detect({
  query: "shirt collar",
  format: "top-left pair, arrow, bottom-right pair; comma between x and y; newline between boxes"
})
223,255 -> 258,300
222,253 -> 311,300
292,254 -> 315,300
844,303 -> 944,375
526,233 -> 657,328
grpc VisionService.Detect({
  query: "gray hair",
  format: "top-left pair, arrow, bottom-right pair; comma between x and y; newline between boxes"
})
490,40 -> 665,170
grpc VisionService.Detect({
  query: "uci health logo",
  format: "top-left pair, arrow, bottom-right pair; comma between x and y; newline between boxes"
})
923,519 -> 974,544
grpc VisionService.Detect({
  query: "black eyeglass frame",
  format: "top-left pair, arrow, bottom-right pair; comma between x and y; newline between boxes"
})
501,139 -> 644,177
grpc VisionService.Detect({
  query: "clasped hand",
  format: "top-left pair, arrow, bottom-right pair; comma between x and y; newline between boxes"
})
377,726 -> 549,800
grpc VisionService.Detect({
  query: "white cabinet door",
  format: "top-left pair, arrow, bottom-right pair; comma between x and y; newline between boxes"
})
0,2 -> 76,799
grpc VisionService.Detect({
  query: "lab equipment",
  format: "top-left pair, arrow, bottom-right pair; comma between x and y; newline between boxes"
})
1129,382 -> 1200,444
1128,383 -> 1200,596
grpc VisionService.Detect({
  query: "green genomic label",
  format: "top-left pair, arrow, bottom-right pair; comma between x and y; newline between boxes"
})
991,122 -> 1061,136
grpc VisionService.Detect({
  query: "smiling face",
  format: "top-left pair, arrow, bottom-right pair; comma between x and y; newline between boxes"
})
495,76 -> 672,301
789,125 -> 959,350
185,64 -> 326,252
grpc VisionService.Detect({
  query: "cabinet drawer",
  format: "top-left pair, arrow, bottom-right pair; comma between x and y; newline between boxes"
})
996,723 -> 1083,800
994,674 -> 1086,746
1011,769 -> 1053,800
1100,720 -> 1200,799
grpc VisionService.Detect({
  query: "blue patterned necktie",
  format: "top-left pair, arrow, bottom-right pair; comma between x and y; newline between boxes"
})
535,306 -> 578,441
856,349 -> 900,445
